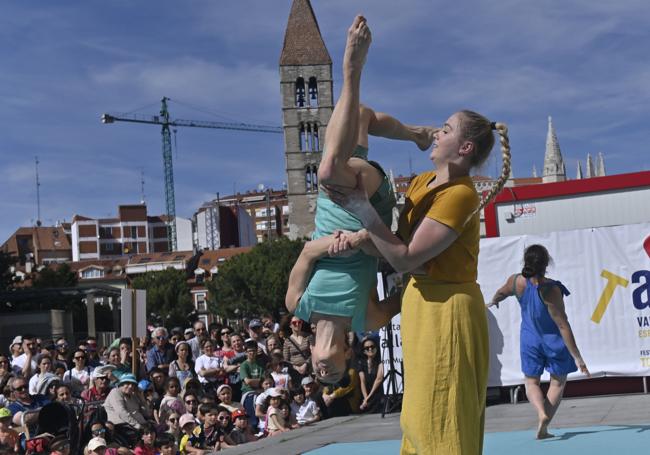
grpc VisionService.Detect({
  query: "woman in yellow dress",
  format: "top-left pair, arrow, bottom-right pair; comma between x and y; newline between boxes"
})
326,15 -> 512,454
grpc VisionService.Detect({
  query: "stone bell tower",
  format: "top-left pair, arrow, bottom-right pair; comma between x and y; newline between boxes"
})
279,0 -> 333,239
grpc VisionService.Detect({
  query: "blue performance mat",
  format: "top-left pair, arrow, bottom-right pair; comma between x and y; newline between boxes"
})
306,425 -> 650,454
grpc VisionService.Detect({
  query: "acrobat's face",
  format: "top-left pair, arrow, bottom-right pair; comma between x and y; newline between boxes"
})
430,113 -> 463,164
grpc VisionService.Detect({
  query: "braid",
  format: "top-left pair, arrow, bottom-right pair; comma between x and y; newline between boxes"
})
476,122 -> 511,213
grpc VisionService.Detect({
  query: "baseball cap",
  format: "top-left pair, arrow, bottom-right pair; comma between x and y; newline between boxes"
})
301,376 -> 315,386
179,413 -> 196,428
138,379 -> 152,391
87,437 -> 107,451
184,328 -> 193,335
117,373 -> 138,386
248,319 -> 263,329
91,365 -> 115,380
0,407 -> 12,419
231,409 -> 247,419
267,387 -> 282,398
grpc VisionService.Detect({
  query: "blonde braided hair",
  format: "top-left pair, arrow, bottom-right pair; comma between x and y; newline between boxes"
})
456,110 -> 511,214
477,122 -> 511,212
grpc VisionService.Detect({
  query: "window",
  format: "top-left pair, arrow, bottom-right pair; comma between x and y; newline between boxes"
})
99,227 -> 112,239
196,293 -> 207,311
299,123 -> 319,152
308,77 -> 318,107
104,242 -> 114,252
305,165 -> 318,192
295,77 -> 306,107
81,268 -> 104,279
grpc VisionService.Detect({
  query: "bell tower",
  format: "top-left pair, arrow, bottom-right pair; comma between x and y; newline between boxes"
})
279,0 -> 333,239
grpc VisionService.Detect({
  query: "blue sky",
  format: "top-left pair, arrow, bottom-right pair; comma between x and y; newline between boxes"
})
2,0 -> 649,242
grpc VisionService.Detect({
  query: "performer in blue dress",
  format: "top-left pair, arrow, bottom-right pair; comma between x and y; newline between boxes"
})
487,244 -> 590,439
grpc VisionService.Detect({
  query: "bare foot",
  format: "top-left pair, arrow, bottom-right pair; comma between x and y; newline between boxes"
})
536,414 -> 554,439
343,15 -> 372,76
414,126 -> 438,151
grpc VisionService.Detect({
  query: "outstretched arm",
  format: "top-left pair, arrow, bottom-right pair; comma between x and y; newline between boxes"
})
487,274 -> 518,308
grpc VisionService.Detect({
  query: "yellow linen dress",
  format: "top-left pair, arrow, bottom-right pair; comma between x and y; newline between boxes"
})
397,171 -> 489,455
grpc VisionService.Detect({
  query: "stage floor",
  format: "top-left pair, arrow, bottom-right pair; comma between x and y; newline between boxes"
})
224,394 -> 650,455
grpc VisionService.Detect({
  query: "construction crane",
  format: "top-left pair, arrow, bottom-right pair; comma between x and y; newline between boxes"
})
101,97 -> 282,251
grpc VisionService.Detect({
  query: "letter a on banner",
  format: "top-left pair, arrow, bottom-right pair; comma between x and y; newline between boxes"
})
120,289 -> 147,338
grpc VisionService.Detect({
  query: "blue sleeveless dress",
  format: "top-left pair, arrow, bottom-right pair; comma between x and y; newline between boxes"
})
294,146 -> 396,331
517,276 -> 577,377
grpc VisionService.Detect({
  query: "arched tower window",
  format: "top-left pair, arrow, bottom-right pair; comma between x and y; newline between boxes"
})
305,165 -> 318,192
295,77 -> 306,107
299,123 -> 320,152
308,77 -> 318,107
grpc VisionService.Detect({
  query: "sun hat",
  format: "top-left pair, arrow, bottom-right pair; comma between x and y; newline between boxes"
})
87,437 -> 107,451
9,336 -> 22,350
267,387 -> 282,398
179,413 -> 196,428
117,373 -> 138,386
91,365 -> 115,380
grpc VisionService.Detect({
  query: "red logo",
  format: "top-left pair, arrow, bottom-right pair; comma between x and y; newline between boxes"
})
645,235 -> 650,258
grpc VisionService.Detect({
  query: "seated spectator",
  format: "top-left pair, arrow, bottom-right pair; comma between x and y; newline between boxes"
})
64,350 -> 93,395
322,366 -> 361,417
168,341 -> 195,389
82,366 -> 114,403
85,436 -> 108,455
53,361 -> 67,381
157,377 -> 186,424
182,394 -> 199,417
283,317 -> 312,377
216,327 -> 235,360
155,432 -> 177,455
11,335 -> 38,378
0,407 -> 19,452
0,356 -> 14,407
196,405 -> 234,451
36,373 -> 60,401
54,338 -> 69,365
265,389 -> 291,436
302,376 -> 327,420
228,409 -> 257,445
49,435 -> 72,455
253,376 -> 276,434
265,334 -> 283,358
55,384 -> 75,404
28,353 -> 53,395
216,384 -> 242,413
6,377 -> 49,426
86,338 -> 102,368
178,413 -> 200,455
357,337 -> 385,413
9,337 -> 22,364
148,367 -> 167,398
222,334 -> 246,402
240,342 -> 265,396
194,340 -> 226,395
280,400 -> 299,429
146,328 -> 176,373
269,357 -> 292,390
138,380 -> 157,413
165,412 -> 181,444
134,422 -> 157,455
183,328 -> 194,341
290,385 -> 320,426
104,374 -> 150,431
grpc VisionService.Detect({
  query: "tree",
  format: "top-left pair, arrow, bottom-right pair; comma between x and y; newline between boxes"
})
206,237 -> 304,319
0,251 -> 17,291
32,263 -> 78,288
131,267 -> 195,329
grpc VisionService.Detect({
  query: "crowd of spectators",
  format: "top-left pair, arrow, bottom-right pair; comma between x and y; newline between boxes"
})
0,314 -> 386,454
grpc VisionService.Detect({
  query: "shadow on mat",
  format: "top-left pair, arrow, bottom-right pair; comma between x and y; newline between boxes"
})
548,424 -> 650,441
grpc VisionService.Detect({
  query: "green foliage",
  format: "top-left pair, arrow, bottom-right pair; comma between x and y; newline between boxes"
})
131,267 -> 194,329
32,263 -> 78,288
206,237 -> 304,319
0,251 -> 17,291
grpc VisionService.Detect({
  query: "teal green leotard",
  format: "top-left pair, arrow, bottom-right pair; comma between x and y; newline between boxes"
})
294,146 -> 396,331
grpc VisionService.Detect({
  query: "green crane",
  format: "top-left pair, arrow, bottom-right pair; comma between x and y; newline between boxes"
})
101,97 -> 282,251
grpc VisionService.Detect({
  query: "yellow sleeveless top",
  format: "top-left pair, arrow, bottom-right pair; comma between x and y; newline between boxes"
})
397,171 -> 480,283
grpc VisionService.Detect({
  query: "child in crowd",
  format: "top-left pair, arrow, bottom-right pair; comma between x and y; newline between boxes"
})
157,377 -> 186,424
253,375 -> 276,434
228,409 -> 257,445
133,423 -> 157,455
268,358 -> 291,390
0,408 -> 19,453
215,384 -> 242,413
155,433 -> 177,455
178,413 -> 202,455
280,401 -> 299,429
290,387 -> 321,426
195,405 -> 234,452
265,389 -> 291,436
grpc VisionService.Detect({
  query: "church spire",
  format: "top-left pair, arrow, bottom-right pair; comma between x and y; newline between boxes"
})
279,0 -> 332,66
532,164 -> 538,178
586,153 -> 595,178
542,116 -> 566,183
576,160 -> 583,179
596,152 -> 606,176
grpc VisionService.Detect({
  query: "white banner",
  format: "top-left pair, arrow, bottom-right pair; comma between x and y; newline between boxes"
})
479,222 -> 650,386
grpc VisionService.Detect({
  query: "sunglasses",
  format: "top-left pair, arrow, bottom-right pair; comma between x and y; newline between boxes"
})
155,336 -> 167,340
97,376 -> 110,381
13,385 -> 27,392
92,428 -> 106,434
185,400 -> 197,404
217,416 -> 230,421
291,321 -> 303,326
74,356 -> 85,360
221,331 -> 232,335
363,346 -> 376,351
